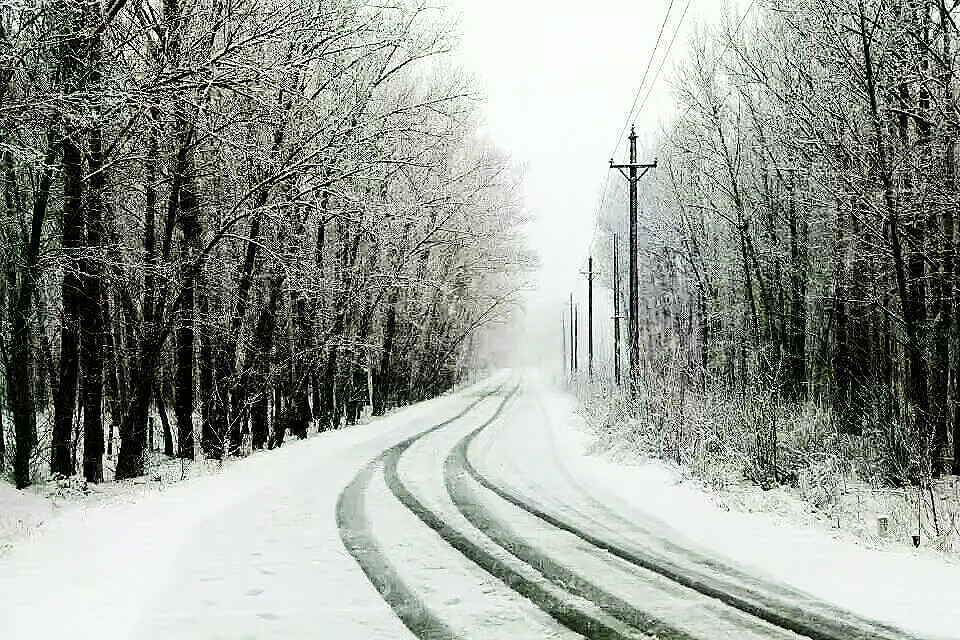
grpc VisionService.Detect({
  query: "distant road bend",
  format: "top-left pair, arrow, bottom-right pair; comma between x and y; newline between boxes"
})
337,372 -> 921,640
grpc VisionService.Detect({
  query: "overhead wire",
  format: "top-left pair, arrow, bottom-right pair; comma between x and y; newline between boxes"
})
609,0 -> 676,163
574,0 -> 758,377
590,0 -> 690,264
633,0 -> 693,132
593,0 -> 756,264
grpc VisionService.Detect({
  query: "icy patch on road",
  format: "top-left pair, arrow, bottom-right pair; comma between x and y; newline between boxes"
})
532,372 -> 960,640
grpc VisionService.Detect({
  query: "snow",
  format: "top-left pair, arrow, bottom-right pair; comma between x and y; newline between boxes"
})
524,371 -> 960,640
458,442 -> 803,640
3,369 -> 960,639
0,485 -> 56,557
391,393 -> 595,639
366,457 -> 577,640
0,384 -> 488,640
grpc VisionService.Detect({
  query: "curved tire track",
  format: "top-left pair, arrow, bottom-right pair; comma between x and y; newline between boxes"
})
339,376 -> 925,640
446,429 -> 708,640
459,392 -> 923,640
339,380 -> 642,639
335,381 -> 507,640
382,384 -> 642,640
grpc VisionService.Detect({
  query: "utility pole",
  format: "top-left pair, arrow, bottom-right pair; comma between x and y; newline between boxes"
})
570,293 -> 577,376
588,256 -> 593,379
580,257 -> 595,379
573,303 -> 579,372
610,125 -> 656,393
561,312 -> 567,377
613,234 -> 621,387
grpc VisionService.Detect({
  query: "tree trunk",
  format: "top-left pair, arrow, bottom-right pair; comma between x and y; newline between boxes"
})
373,290 -> 399,416
0,377 -> 5,470
953,234 -> 960,474
270,381 -> 285,448
0,385 -> 5,473
52,126 -> 84,479
154,384 -> 175,457
251,281 -> 282,449
7,132 -> 55,488
226,211 -> 264,455
289,288 -> 311,438
833,192 -> 853,432
251,392 -> 269,451
198,286 -> 228,459
103,292 -> 125,462
115,388 -> 150,479
8,299 -> 37,487
787,181 -> 808,400
311,372 -> 322,421
859,3 -> 930,467
173,178 -> 200,460
51,3 -> 91,479
930,206 -> 951,476
174,282 -> 195,459
80,87 -> 106,483
115,344 -> 155,479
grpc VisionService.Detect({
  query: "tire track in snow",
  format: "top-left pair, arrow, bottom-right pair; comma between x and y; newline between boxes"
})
341,379 -> 647,639
459,388 -> 924,640
382,381 -> 796,639
336,381 -> 548,640
383,383 -> 645,640
344,376 -> 918,640
336,379 -> 513,640
445,429 -> 753,640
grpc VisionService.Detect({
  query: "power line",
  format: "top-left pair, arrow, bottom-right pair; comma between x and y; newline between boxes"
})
590,0 -> 679,261
591,0 -> 688,267
633,0 -> 693,127
609,0 -> 676,163
596,0 -> 756,239
583,0 -> 756,290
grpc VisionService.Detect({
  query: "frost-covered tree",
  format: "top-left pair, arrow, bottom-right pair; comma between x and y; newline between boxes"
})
597,0 -> 960,485
0,0 -> 532,487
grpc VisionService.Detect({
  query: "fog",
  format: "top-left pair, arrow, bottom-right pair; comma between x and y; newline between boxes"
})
446,0 -> 744,368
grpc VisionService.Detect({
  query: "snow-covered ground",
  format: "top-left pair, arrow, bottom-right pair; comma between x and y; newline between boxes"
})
2,369 -> 960,639
0,382 -> 496,640
522,372 -> 960,640
0,484 -> 57,558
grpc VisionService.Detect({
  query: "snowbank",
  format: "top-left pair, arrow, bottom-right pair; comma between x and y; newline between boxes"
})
0,484 -> 57,557
536,372 -> 960,640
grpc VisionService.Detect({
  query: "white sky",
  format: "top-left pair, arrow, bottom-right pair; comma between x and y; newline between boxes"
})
445,1 -> 742,364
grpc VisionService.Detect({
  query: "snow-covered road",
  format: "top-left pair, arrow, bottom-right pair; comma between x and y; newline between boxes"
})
1,370 -> 958,639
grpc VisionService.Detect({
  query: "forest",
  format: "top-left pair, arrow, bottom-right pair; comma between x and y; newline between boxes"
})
594,0 -> 960,491
0,0 -> 532,489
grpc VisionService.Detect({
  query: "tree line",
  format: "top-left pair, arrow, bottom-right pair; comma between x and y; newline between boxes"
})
0,0 -> 532,489
596,0 -> 960,485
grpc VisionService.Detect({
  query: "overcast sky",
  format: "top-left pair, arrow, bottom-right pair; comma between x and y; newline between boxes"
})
444,0 -> 744,364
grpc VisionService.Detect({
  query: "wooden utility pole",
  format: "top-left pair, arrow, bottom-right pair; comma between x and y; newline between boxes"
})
613,234 -> 621,387
610,126 -> 656,393
588,256 -> 594,378
574,302 -> 579,372
581,257 -> 595,379
561,312 -> 567,376
569,293 -> 576,373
